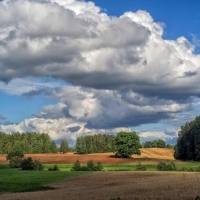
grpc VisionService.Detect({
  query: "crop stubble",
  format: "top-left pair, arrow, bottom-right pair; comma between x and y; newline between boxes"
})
1,171 -> 200,200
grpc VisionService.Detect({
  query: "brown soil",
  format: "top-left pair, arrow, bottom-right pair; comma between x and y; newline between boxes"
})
1,171 -> 200,200
0,148 -> 174,164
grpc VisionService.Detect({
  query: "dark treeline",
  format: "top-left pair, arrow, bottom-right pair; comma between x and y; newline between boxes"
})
174,116 -> 200,161
142,139 -> 174,149
0,132 -> 58,154
76,134 -> 116,154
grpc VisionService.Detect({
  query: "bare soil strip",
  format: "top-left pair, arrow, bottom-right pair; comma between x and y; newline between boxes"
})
1,171 -> 200,200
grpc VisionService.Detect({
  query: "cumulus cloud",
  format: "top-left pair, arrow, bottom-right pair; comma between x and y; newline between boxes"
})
138,130 -> 176,143
0,117 -> 130,144
0,0 -> 200,143
35,86 -> 195,129
0,0 -> 199,100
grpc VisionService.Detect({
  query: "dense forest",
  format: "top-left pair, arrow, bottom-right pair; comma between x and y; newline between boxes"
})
174,116 -> 200,161
0,131 -> 174,155
76,134 -> 116,154
0,132 -> 58,154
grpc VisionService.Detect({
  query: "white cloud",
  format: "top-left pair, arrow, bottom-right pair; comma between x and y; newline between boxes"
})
0,117 -> 130,144
0,0 -> 200,143
138,130 -> 177,143
0,0 -> 199,99
35,86 -> 195,129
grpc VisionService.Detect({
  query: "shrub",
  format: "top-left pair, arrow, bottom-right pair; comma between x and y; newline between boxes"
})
9,157 -> 23,168
134,162 -> 146,171
34,160 -> 44,171
71,160 -> 81,171
48,164 -> 59,171
71,160 -> 103,171
157,161 -> 177,171
96,162 -> 104,171
21,157 -> 44,170
80,166 -> 90,171
87,160 -> 95,171
6,150 -> 24,168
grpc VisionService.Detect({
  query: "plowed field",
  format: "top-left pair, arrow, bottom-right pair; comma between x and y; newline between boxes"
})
1,171 -> 200,200
0,148 -> 174,164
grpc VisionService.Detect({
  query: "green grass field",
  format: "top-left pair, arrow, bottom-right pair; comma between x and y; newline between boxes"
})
0,167 -> 90,194
1,160 -> 200,194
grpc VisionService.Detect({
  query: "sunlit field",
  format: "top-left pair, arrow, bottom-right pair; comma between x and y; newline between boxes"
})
1,149 -> 200,199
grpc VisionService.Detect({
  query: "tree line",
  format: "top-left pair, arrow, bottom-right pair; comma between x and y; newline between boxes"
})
174,116 -> 200,161
142,139 -> 174,149
0,132 -> 68,154
75,134 -> 116,154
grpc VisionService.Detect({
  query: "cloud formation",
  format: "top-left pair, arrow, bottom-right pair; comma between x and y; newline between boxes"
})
0,117 -> 130,144
36,86 -> 192,129
0,0 -> 200,143
0,0 -> 199,99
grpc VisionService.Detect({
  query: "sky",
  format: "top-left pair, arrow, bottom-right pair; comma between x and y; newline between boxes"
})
0,0 -> 200,146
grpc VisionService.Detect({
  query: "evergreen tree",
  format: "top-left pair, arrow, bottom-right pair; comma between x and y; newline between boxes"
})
60,140 -> 69,154
174,116 -> 200,160
51,141 -> 58,153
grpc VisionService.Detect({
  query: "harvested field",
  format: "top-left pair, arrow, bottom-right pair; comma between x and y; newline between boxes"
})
1,171 -> 200,200
0,148 -> 174,164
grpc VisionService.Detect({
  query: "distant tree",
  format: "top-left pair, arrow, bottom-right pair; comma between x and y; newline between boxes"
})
114,131 -> 141,158
50,141 -> 58,153
166,144 -> 174,149
157,139 -> 166,148
0,132 -> 63,154
75,134 -> 115,154
143,141 -> 152,148
60,140 -> 69,154
151,140 -> 157,148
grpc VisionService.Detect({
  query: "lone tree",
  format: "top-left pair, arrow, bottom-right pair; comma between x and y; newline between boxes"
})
114,131 -> 141,158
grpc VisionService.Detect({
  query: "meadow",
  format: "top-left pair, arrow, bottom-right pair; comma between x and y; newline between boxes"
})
1,148 -> 200,199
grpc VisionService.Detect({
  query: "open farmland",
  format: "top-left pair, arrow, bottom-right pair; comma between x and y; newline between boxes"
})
1,171 -> 200,200
0,148 -> 175,164
1,148 -> 200,199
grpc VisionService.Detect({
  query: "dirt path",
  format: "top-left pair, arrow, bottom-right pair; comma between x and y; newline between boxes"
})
1,171 -> 200,200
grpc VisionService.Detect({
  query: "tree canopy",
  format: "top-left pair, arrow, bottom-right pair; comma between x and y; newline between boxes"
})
60,140 -> 69,154
75,134 -> 115,154
142,139 -> 167,148
174,116 -> 200,161
0,132 -> 58,154
114,131 -> 141,158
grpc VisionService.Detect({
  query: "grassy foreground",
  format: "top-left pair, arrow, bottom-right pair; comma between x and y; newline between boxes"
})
0,167 -> 90,194
1,160 -> 200,195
